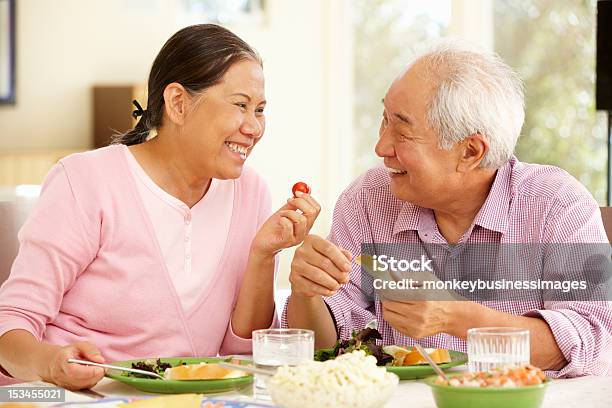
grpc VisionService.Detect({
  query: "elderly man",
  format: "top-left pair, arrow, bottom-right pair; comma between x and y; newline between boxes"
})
283,42 -> 612,378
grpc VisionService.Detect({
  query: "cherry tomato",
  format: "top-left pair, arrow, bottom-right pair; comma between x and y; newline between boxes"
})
292,182 -> 311,197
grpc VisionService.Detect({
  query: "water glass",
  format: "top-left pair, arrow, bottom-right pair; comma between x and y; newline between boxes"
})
467,327 -> 530,372
252,328 -> 314,398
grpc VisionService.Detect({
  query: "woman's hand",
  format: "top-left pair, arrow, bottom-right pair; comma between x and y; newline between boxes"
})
251,191 -> 321,257
39,341 -> 106,391
231,191 -> 321,337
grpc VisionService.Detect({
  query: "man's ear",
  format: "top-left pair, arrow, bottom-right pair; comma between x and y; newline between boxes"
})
163,83 -> 189,126
457,133 -> 489,172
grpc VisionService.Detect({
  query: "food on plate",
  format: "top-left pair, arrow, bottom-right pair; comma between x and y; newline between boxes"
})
435,364 -> 547,388
314,327 -> 393,366
268,350 -> 398,408
314,327 -> 453,368
383,345 -> 452,366
291,181 -> 311,197
130,358 -> 174,377
117,393 -> 203,407
127,358 -> 247,380
163,362 -> 247,380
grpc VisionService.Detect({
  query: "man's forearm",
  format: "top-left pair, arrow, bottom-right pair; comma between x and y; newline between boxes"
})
286,295 -> 337,349
449,302 -> 567,370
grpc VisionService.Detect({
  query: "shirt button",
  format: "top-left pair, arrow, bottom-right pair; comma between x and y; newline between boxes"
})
185,235 -> 190,242
186,253 -> 191,260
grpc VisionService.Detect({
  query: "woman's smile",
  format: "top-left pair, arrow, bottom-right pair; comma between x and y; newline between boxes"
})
224,141 -> 250,161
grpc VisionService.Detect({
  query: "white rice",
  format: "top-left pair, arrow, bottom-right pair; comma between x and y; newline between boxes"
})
267,350 -> 399,408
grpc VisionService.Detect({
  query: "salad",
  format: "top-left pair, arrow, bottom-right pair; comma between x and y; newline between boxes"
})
314,327 -> 393,366
129,358 -> 181,378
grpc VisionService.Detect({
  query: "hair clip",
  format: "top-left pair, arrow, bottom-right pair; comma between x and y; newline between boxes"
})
132,100 -> 146,119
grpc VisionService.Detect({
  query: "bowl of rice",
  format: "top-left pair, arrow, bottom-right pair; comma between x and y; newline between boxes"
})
267,350 -> 399,408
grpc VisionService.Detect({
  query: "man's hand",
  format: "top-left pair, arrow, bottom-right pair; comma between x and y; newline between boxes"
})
381,300 -> 462,338
289,235 -> 352,297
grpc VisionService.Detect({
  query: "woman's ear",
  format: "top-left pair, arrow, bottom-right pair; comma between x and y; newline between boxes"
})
163,83 -> 189,126
456,133 -> 489,172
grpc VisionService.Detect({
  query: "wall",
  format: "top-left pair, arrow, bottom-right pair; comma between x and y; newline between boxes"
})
0,0 -> 355,288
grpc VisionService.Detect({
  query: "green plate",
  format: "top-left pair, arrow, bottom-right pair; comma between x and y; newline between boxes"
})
105,357 -> 253,394
315,348 -> 467,380
424,373 -> 549,408
386,350 -> 467,379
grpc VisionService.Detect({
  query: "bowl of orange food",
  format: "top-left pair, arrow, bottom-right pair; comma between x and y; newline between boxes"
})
425,365 -> 549,408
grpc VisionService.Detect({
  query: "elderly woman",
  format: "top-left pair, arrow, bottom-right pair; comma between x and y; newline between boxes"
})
0,24 -> 320,389
285,41 -> 612,378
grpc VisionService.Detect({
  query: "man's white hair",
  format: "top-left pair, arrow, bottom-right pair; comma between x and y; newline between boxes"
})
413,40 -> 525,169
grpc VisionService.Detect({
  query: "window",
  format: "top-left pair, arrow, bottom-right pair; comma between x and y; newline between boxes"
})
353,0 -> 606,203
494,0 -> 607,203
353,0 -> 450,172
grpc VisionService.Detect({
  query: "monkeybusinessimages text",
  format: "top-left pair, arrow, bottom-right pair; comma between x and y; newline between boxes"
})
369,255 -> 587,293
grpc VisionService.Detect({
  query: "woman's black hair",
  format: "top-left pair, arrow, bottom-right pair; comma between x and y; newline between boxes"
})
114,24 -> 261,146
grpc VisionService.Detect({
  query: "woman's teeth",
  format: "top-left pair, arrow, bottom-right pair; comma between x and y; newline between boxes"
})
225,142 -> 248,159
388,167 -> 407,175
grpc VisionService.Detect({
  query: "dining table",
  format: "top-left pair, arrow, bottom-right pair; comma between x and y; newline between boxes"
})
2,365 -> 611,407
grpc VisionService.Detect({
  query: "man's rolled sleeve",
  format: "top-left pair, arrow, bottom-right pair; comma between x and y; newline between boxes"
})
524,302 -> 612,378
279,293 -> 350,333
534,191 -> 612,377
322,289 -> 375,340
280,288 -> 374,342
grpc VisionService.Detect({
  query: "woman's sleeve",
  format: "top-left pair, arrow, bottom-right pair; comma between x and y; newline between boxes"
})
0,163 -> 99,342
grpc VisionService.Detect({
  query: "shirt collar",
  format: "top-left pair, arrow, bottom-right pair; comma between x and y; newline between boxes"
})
392,202 -> 423,236
471,157 -> 514,235
391,157 -> 515,236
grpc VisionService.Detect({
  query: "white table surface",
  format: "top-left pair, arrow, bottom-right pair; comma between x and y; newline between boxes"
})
4,369 -> 612,407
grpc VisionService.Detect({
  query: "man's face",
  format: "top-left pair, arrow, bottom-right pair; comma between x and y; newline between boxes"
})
375,63 -> 462,209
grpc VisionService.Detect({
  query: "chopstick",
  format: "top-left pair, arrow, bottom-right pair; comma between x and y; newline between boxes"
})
413,344 -> 450,382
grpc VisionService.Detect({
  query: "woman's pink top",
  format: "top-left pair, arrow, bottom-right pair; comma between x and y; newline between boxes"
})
0,145 -> 275,384
122,145 -> 234,311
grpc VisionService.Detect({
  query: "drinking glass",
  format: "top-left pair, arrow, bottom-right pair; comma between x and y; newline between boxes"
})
252,328 -> 314,399
467,327 -> 530,372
